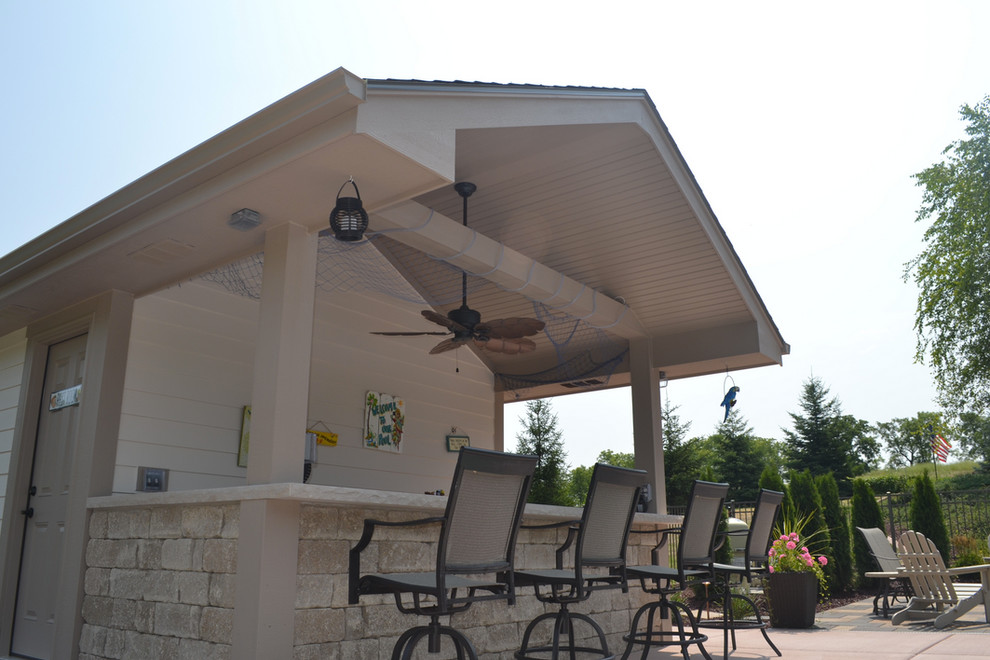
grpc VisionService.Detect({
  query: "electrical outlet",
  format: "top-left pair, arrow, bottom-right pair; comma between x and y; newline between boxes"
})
137,467 -> 168,492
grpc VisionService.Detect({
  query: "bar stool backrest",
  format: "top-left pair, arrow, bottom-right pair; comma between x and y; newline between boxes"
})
679,480 -> 729,571
745,489 -> 784,568
442,447 -> 537,575
579,463 -> 647,567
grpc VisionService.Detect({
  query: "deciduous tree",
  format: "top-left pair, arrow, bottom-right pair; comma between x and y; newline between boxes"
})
906,96 -> 990,418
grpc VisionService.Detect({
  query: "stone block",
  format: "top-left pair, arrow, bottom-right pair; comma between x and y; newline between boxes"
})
209,573 -> 236,608
137,539 -> 163,569
361,603 -> 413,637
162,538 -> 198,571
294,607 -> 345,645
199,606 -> 233,644
177,571 -> 210,605
111,597 -> 147,630
295,573 -> 334,609
219,504 -> 239,538
87,539 -> 138,569
78,623 -> 107,655
299,505 -> 340,540
85,567 -> 111,596
177,638 -> 230,660
293,643 -> 337,660
105,628 -> 126,658
297,539 -> 349,574
334,638 -> 380,660
376,541 -> 433,573
182,506 -> 224,538
89,510 -> 109,539
124,630 -> 180,659
108,569 -> 150,600
329,574 -> 351,608
107,508 -> 151,539
82,596 -> 113,628
202,538 -> 237,573
141,569 -> 178,603
154,602 -> 201,639
150,506 -> 183,538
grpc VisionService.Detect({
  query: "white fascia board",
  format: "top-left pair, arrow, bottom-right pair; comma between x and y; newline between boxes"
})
373,201 -> 647,339
634,98 -> 789,358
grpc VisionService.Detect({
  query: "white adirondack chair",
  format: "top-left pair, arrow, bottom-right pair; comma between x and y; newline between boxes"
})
891,530 -> 990,628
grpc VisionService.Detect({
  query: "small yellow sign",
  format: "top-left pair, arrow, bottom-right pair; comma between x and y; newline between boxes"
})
309,430 -> 338,447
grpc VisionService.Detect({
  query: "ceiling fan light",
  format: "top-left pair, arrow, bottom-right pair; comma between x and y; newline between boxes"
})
329,179 -> 369,241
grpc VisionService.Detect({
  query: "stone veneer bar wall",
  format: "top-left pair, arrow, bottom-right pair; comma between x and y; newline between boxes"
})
81,485 -> 677,659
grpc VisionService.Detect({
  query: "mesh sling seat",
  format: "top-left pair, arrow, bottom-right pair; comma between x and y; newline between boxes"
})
619,480 -> 728,660
696,488 -> 783,660
349,447 -> 537,659
857,526 -> 912,618
514,463 -> 646,660
891,530 -> 990,628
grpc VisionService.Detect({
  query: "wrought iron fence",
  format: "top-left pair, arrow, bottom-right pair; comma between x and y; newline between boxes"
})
666,488 -> 990,564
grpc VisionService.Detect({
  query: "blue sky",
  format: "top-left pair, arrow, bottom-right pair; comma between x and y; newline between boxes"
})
3,1 -> 989,467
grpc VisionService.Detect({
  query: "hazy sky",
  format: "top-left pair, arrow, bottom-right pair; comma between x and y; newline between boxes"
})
3,1 -> 988,467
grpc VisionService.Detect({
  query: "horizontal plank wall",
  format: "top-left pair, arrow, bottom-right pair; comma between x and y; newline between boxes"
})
119,280 -> 495,495
0,329 -> 27,530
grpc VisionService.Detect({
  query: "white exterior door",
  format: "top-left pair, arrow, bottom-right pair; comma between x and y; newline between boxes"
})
11,334 -> 87,659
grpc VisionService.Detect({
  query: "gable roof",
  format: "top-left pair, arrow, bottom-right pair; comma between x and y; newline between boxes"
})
0,68 -> 787,397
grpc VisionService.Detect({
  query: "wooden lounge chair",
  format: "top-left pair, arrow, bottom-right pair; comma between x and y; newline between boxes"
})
856,526 -> 911,617
891,530 -> 990,628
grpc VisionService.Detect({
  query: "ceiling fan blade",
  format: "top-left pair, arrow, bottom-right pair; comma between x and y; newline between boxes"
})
429,337 -> 471,354
477,317 -> 546,339
421,309 -> 468,333
474,336 -> 537,354
370,331 -> 450,336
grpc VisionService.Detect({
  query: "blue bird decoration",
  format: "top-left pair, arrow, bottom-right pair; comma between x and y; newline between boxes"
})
721,386 -> 740,421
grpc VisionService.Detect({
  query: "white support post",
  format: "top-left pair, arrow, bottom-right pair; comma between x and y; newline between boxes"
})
629,338 -> 666,514
232,222 -> 315,659
246,222 -> 317,485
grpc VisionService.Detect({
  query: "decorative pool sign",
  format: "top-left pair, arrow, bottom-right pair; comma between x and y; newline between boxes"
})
364,391 -> 405,453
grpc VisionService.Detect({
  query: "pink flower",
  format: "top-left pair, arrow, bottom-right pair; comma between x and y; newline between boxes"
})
769,548 -> 776,556
779,534 -> 789,542
806,558 -> 814,566
789,532 -> 799,541
801,547 -> 808,553
818,556 -> 828,566
769,566 -> 775,573
786,541 -> 796,550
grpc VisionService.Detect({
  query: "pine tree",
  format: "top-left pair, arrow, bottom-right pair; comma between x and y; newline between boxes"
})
662,402 -> 704,506
816,473 -> 853,594
515,399 -> 573,506
909,470 -> 951,559
710,411 -> 763,501
788,470 -> 831,558
758,465 -> 793,521
785,377 -> 861,494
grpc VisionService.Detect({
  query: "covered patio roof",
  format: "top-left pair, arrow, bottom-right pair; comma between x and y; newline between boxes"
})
0,68 -> 787,397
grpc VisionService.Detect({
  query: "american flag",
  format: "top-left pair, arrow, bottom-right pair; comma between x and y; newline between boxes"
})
931,433 -> 951,463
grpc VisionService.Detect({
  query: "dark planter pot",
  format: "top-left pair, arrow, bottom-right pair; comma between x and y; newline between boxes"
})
767,571 -> 817,628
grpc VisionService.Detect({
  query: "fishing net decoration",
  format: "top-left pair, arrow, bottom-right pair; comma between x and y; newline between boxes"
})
198,233 -> 627,394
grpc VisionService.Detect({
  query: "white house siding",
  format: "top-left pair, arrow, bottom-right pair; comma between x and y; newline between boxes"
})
117,280 -> 495,495
0,329 -> 27,530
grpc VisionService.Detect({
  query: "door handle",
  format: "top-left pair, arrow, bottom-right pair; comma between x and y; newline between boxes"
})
21,507 -> 33,518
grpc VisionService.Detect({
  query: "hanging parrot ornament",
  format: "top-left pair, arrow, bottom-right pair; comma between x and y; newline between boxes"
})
720,386 -> 740,421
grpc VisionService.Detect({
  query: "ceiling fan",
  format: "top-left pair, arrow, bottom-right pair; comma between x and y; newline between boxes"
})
372,182 -> 545,355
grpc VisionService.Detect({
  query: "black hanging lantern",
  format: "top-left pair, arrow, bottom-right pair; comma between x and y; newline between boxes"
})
329,178 -> 369,241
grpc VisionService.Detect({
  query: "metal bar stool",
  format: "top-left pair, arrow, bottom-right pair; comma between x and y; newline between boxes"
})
514,463 -> 647,659
349,447 -> 537,659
